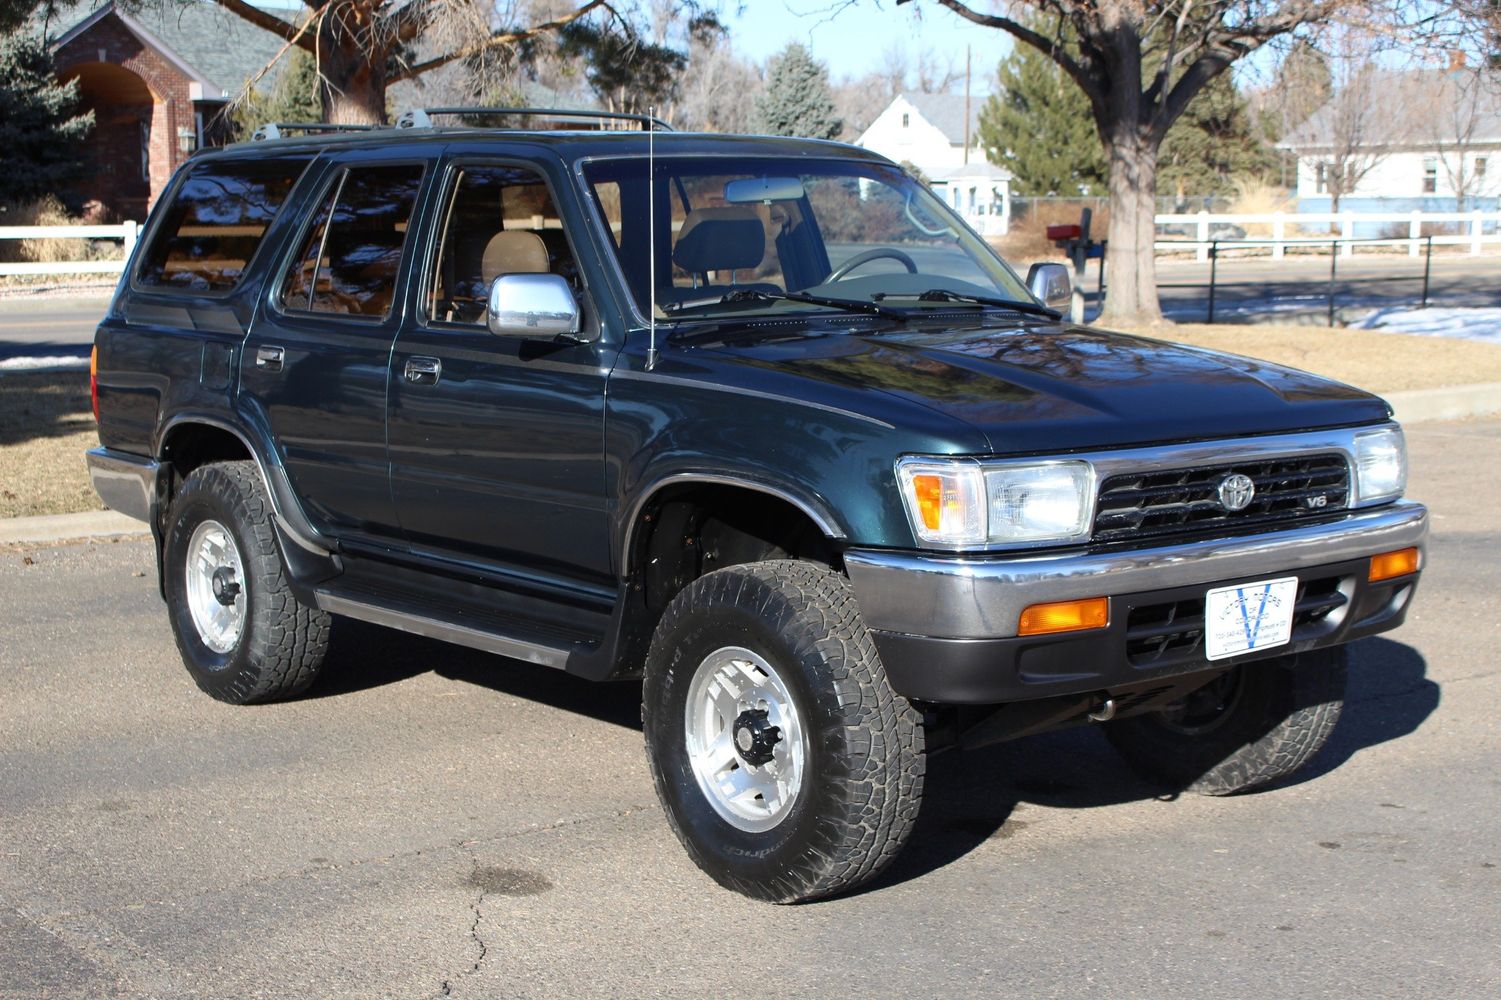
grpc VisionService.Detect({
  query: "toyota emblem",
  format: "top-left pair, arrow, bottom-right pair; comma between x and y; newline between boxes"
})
1217,473 -> 1256,511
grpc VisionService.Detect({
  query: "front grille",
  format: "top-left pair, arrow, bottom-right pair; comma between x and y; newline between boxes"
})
1125,576 -> 1347,667
1093,454 -> 1349,545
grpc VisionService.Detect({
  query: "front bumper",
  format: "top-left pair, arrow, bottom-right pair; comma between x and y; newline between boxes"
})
86,447 -> 159,524
844,501 -> 1427,703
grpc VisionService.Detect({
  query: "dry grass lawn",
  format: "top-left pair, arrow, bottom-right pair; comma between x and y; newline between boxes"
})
1,322 -> 1498,518
1126,323 -> 1501,393
0,372 -> 102,518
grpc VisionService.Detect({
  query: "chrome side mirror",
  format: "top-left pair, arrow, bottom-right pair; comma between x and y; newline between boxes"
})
486,273 -> 582,339
1026,262 -> 1071,310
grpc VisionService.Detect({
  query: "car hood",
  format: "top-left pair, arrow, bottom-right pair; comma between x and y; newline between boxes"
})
702,320 -> 1392,454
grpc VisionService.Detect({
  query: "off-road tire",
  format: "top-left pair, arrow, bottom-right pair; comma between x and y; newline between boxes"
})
1104,646 -> 1347,795
163,461 -> 332,704
642,560 -> 925,903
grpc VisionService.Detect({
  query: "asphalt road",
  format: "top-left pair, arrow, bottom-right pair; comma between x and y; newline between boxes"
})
0,297 -> 111,363
1,422 -> 1499,1000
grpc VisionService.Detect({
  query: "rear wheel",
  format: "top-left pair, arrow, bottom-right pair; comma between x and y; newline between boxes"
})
642,560 -> 925,903
1104,646 -> 1347,795
163,461 -> 332,704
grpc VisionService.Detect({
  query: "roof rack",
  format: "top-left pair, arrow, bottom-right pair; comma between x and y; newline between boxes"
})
394,107 -> 673,132
250,123 -> 381,142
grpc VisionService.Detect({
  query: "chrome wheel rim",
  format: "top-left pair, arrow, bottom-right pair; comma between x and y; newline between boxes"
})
683,645 -> 806,833
185,519 -> 245,655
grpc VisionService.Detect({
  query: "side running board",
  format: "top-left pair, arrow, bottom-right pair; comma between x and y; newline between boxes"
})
313,590 -> 574,670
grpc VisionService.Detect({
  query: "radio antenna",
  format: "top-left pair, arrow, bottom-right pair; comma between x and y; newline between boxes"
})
646,108 -> 659,371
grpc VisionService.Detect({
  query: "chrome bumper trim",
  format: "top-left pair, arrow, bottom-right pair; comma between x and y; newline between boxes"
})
85,447 -> 158,524
844,501 -> 1428,640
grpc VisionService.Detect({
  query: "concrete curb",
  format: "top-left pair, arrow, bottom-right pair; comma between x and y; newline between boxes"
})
1384,382 -> 1501,424
0,510 -> 147,545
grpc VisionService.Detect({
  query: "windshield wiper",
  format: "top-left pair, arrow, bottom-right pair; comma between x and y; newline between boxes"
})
873,288 -> 1063,321
662,287 -> 908,322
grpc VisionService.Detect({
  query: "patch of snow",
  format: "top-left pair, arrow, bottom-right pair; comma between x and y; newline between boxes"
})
0,355 -> 90,372
1357,307 -> 1501,344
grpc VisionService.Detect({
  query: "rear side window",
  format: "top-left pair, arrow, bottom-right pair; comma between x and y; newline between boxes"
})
137,157 -> 311,292
279,163 -> 426,320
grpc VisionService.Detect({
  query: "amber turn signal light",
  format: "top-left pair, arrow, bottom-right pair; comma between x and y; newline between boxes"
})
1018,597 -> 1109,636
1369,547 -> 1420,582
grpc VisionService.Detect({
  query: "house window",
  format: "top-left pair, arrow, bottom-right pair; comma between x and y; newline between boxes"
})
901,112 -> 910,128
1315,163 -> 1328,194
1423,157 -> 1438,194
1476,157 -> 1488,181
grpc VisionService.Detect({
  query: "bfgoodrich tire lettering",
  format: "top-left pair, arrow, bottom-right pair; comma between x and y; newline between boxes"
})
1104,646 -> 1347,795
642,560 -> 925,903
163,461 -> 332,704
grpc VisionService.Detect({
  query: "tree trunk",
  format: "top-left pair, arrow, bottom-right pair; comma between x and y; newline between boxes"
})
317,10 -> 388,125
1101,127 -> 1163,325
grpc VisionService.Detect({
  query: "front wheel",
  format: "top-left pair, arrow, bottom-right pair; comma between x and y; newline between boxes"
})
642,561 -> 925,903
1104,646 -> 1347,795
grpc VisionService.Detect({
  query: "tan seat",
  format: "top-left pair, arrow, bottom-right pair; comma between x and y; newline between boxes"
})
481,231 -> 549,283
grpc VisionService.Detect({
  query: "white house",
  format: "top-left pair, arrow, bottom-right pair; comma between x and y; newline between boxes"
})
857,92 -> 1012,236
1279,69 -> 1501,222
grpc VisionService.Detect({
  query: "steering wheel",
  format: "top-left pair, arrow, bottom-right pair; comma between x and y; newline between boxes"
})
826,248 -> 919,282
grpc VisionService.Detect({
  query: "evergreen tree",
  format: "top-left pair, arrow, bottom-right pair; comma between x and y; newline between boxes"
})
977,28 -> 1105,196
0,32 -> 92,204
231,48 -> 322,136
753,43 -> 841,139
1158,72 -> 1276,201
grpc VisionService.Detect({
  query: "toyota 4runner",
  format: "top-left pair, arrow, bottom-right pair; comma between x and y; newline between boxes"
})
86,109 -> 1426,902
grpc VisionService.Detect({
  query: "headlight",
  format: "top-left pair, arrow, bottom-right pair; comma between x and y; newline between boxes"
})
1353,427 -> 1406,505
897,458 -> 1094,548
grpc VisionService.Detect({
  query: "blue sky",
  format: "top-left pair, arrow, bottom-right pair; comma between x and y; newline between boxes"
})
722,1 -> 1011,84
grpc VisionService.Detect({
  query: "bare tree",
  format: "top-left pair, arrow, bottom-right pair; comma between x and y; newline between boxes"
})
1416,63 -> 1501,211
1308,49 -> 1391,215
183,0 -> 615,125
893,0 -> 1417,325
669,34 -> 762,132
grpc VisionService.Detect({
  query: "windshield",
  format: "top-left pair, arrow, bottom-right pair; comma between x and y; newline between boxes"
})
581,157 -> 1033,320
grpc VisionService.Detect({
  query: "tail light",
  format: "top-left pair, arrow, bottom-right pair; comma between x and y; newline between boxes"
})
89,345 -> 100,423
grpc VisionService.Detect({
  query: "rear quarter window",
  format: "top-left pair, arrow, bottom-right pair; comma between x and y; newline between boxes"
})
137,157 -> 312,293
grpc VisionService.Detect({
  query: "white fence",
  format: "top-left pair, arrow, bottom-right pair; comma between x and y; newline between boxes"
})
3,210 -> 1500,276
1155,210 -> 1501,261
0,222 -> 140,277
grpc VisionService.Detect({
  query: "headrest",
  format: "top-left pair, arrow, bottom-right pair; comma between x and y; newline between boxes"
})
673,207 -> 765,274
481,231 -> 549,283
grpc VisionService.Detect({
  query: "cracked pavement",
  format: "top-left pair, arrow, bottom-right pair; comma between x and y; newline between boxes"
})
2,420 -> 1499,999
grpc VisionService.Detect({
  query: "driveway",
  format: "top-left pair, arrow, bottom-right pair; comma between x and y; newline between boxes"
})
0,421 -> 1497,999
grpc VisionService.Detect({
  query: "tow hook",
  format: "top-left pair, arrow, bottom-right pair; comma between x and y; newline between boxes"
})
1087,696 -> 1117,723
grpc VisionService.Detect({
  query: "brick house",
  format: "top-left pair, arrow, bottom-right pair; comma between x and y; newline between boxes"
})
47,1 -> 289,220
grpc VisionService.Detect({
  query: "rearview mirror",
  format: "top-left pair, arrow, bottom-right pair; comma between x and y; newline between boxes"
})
724,176 -> 805,203
1026,263 -> 1071,310
486,273 -> 582,339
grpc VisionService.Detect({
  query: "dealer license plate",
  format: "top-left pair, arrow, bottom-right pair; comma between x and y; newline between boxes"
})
1203,577 -> 1299,661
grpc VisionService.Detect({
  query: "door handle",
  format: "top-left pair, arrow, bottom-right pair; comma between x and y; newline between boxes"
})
404,356 -> 442,385
254,346 -> 284,372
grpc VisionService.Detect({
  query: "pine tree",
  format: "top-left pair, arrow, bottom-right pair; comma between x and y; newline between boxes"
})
0,32 -> 92,204
1158,73 -> 1276,201
753,43 -> 841,140
977,31 -> 1105,196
